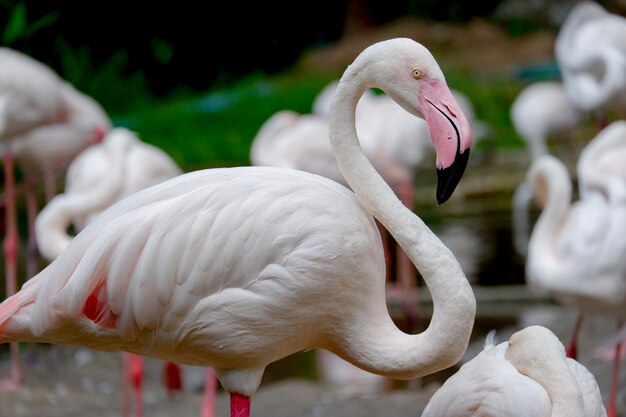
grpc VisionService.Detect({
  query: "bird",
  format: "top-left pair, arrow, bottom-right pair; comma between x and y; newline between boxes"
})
34,127 -> 184,417
555,1 -> 626,128
0,46 -> 109,390
421,325 -> 607,417
509,80 -> 586,257
0,38 -> 475,417
523,124 -> 626,416
510,81 -> 585,162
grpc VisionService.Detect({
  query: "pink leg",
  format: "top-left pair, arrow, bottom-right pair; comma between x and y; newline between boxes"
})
230,393 -> 251,417
201,368 -> 218,417
122,353 -> 144,417
395,179 -> 418,330
566,313 -> 583,360
163,361 -> 183,397
24,178 -> 39,280
607,322 -> 623,417
1,152 -> 22,391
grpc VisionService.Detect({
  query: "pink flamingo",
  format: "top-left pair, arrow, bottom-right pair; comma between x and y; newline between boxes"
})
0,38 -> 474,417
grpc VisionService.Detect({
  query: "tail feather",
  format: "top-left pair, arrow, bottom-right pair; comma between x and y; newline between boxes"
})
0,272 -> 42,341
0,295 -> 21,328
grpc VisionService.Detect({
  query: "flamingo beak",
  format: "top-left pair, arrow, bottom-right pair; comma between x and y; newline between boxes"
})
418,79 -> 472,204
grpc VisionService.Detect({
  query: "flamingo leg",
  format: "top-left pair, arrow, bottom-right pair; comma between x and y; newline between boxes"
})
201,368 -> 218,417
607,322 -> 623,417
566,313 -> 583,359
122,353 -> 144,417
1,151 -> 22,391
24,177 -> 39,280
395,179 -> 419,330
230,393 -> 251,417
163,361 -> 183,398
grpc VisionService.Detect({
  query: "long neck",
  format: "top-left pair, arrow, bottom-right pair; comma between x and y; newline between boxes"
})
530,359 -> 586,417
327,66 -> 476,379
526,164 -> 573,290
36,139 -> 129,260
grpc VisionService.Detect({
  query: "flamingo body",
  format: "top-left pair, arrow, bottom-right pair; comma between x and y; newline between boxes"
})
555,1 -> 626,118
422,326 -> 607,417
0,38 -> 475,416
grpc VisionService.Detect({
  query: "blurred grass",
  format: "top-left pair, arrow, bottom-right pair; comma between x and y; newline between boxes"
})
103,68 -> 527,173
109,71 -> 337,171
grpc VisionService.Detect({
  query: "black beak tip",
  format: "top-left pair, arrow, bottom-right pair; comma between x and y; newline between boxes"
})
436,149 -> 470,205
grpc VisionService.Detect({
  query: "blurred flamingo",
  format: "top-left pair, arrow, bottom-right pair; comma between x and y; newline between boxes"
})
509,80 -> 585,257
0,38 -> 475,417
0,46 -> 109,390
555,1 -> 626,128
523,121 -> 626,417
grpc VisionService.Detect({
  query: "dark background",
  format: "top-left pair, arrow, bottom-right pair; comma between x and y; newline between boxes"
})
1,0 -> 507,95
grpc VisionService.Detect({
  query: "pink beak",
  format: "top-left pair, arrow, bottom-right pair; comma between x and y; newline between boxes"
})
418,79 -> 472,204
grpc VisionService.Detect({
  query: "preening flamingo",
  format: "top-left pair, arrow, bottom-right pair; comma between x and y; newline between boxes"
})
421,325 -> 607,417
524,123 -> 626,416
0,38 -> 475,417
0,46 -> 109,390
555,1 -> 626,127
35,127 -> 184,417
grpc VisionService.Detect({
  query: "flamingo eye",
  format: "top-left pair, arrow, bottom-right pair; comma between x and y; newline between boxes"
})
412,68 -> 423,79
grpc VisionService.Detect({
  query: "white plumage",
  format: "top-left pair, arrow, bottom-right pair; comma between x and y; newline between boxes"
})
0,38 -> 474,417
422,326 -> 607,417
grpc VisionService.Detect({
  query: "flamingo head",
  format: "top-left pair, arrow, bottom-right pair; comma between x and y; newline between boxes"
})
363,38 -> 472,204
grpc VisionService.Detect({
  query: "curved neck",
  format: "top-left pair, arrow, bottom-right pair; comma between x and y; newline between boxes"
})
327,64 -> 476,379
530,359 -> 585,417
527,163 -> 573,287
36,137 -> 130,260
562,48 -> 626,110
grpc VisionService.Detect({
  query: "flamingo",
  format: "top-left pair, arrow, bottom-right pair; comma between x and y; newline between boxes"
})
421,325 -> 607,417
555,1 -> 626,128
509,80 -> 585,257
510,81 -> 585,162
0,38 -> 475,417
523,123 -> 626,416
0,46 -> 108,390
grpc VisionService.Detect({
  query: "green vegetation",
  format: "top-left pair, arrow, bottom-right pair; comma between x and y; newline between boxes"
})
99,68 -> 526,173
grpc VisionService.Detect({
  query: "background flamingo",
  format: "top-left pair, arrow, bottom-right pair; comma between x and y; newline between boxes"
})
523,123 -> 626,416
421,325 -> 607,416
555,1 -> 626,128
509,80 -> 586,257
0,38 -> 475,417
0,46 -> 109,390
